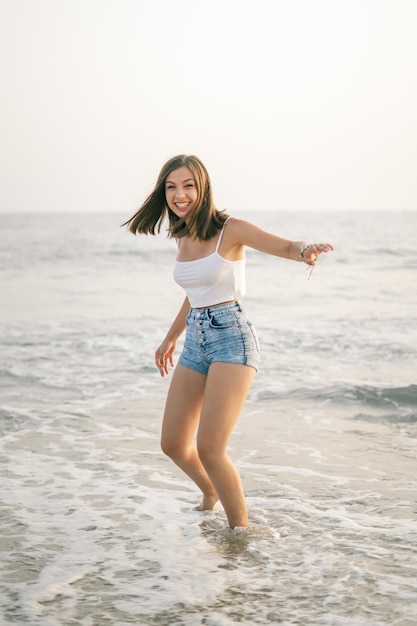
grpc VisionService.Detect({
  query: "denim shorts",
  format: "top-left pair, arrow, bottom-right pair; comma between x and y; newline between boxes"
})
178,301 -> 260,375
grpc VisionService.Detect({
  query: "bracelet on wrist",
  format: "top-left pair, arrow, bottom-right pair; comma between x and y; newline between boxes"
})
299,243 -> 311,259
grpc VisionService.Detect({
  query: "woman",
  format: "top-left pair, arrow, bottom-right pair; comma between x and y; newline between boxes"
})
123,154 -> 333,529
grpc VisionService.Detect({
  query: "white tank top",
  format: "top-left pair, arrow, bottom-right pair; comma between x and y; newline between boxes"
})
173,217 -> 246,308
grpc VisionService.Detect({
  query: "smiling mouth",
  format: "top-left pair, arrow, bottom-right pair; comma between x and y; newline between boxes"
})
175,203 -> 190,210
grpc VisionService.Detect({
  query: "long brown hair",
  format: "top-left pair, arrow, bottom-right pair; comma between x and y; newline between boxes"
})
122,155 -> 228,240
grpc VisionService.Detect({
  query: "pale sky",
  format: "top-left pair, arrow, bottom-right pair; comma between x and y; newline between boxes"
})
1,0 -> 416,213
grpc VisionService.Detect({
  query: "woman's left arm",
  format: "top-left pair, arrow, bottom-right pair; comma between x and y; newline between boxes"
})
230,218 -> 334,266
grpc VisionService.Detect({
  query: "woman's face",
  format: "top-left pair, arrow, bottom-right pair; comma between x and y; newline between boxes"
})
165,166 -> 198,220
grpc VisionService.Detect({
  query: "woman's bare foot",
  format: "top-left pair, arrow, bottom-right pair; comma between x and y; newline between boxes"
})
194,493 -> 218,511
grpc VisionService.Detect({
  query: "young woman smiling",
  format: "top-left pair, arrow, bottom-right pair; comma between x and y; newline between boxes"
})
123,154 -> 333,529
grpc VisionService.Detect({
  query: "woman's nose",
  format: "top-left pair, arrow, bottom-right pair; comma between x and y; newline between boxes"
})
175,187 -> 186,199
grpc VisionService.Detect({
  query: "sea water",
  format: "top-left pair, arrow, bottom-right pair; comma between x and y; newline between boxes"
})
1,209 -> 416,625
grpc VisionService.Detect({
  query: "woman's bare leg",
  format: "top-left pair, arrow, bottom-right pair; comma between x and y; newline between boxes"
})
160,364 -> 218,508
197,362 -> 256,528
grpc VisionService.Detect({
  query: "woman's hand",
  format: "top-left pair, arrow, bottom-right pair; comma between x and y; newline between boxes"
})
155,339 -> 176,377
301,243 -> 334,266
154,297 -> 189,377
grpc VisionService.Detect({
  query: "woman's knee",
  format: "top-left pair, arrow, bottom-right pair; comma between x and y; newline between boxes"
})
196,438 -> 221,469
160,434 -> 190,461
160,434 -> 178,459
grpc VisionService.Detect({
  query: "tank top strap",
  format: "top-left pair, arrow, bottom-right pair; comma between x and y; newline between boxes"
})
215,216 -> 232,253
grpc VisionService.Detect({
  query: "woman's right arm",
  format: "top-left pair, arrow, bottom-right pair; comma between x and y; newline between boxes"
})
155,297 -> 190,377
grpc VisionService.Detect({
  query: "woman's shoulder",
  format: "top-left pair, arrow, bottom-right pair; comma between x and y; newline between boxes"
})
223,216 -> 274,249
220,216 -> 257,251
224,216 -> 255,233
223,215 -> 244,227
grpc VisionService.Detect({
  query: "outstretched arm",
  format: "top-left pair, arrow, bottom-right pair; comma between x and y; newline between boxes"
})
229,218 -> 333,267
155,297 -> 190,377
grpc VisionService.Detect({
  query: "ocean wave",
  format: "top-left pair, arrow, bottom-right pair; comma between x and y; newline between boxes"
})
352,411 -> 417,424
351,384 -> 417,407
255,383 -> 417,423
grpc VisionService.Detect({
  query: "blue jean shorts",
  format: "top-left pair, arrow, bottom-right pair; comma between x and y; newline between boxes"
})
178,301 -> 260,375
